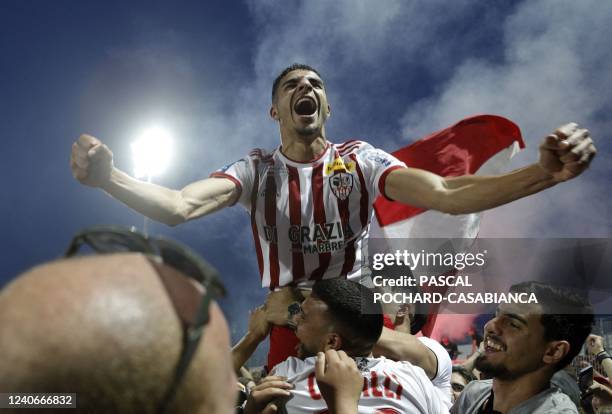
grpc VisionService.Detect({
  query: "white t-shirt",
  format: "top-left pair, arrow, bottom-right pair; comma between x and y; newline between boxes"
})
211,141 -> 405,289
270,356 -> 451,414
418,336 -> 452,406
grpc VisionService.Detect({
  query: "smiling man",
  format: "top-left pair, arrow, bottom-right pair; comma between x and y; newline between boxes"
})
451,282 -> 593,414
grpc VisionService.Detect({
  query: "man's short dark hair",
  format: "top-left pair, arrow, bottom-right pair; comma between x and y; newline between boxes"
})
311,278 -> 383,356
271,63 -> 322,102
452,365 -> 477,383
510,281 -> 593,369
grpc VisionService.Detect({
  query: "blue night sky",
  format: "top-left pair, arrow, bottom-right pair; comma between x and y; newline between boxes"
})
2,1 -> 611,359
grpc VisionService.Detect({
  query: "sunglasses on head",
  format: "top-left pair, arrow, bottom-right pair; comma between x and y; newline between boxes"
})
64,225 -> 226,413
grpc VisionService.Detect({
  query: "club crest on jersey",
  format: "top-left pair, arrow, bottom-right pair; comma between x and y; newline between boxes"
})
329,171 -> 353,200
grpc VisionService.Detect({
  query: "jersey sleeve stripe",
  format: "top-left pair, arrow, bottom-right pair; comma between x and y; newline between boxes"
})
249,159 -> 264,281
336,139 -> 361,150
287,165 -> 305,282
339,142 -> 363,155
309,163 -> 331,280
378,165 -> 404,201
209,172 -> 242,206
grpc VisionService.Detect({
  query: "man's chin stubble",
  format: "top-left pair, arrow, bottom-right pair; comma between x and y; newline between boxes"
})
296,126 -> 320,137
297,345 -> 317,359
475,355 -> 512,379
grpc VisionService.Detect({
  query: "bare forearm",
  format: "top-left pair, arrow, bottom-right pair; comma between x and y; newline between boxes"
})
442,164 -> 557,213
372,327 -> 437,379
386,164 -> 557,215
100,168 -> 185,225
101,169 -> 236,226
232,333 -> 265,374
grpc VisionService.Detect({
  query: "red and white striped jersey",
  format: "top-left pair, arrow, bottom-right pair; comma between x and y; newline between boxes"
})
270,356 -> 451,414
211,140 -> 405,289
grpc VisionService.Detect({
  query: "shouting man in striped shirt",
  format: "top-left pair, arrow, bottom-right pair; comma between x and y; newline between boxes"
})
71,63 -> 597,369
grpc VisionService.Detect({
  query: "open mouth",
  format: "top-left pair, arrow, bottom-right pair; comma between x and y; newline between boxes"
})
294,96 -> 318,116
484,337 -> 506,353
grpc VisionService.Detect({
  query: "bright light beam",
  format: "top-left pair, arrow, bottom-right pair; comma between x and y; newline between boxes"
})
131,126 -> 174,236
131,126 -> 174,179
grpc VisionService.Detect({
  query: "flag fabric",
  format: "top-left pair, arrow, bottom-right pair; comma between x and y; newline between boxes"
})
371,114 -> 525,336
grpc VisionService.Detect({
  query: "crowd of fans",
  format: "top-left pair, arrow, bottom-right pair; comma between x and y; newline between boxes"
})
1,227 -> 611,413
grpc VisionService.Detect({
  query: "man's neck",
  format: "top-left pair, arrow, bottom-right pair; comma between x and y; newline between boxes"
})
280,132 -> 328,163
491,371 -> 551,413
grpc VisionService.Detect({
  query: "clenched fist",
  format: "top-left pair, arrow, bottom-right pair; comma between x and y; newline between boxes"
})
539,122 -> 597,182
70,134 -> 114,188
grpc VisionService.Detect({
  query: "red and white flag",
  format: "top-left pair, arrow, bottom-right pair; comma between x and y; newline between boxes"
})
372,114 -> 525,337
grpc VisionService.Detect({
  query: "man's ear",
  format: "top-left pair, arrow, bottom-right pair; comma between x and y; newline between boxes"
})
270,105 -> 279,121
325,333 -> 343,351
326,104 -> 332,118
542,340 -> 570,366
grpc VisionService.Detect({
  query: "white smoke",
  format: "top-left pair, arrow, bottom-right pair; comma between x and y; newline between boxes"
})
77,1 -> 611,355
244,0 -> 612,236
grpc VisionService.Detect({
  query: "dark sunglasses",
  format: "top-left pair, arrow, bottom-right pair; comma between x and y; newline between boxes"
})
64,225 -> 226,413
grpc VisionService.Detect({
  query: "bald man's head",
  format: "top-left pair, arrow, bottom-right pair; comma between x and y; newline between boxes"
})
0,253 -> 236,414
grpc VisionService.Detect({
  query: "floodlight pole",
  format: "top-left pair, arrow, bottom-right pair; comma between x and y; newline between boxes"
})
143,174 -> 152,237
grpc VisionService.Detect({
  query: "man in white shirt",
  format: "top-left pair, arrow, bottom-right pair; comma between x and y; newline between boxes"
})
240,278 -> 451,413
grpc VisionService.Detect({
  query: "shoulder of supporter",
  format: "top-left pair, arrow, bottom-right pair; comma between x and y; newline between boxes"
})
515,387 -> 578,414
210,148 -> 273,206
418,336 -> 452,384
382,356 -> 452,412
214,148 -> 272,171
452,380 -> 578,414
551,370 -> 581,409
269,356 -> 308,378
390,356 -> 430,379
451,379 -> 492,414
334,139 -> 367,153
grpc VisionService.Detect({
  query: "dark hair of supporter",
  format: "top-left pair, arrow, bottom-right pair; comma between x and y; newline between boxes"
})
271,63 -> 322,102
452,365 -> 477,383
311,278 -> 383,356
510,281 -> 593,370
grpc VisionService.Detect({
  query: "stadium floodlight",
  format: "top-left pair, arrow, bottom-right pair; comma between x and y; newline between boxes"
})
131,126 -> 174,235
131,126 -> 174,180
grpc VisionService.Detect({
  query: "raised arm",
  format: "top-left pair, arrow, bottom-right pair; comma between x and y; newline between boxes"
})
384,123 -> 596,214
70,134 -> 238,226
232,306 -> 271,374
372,327 -> 439,379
